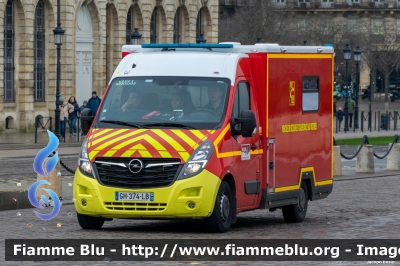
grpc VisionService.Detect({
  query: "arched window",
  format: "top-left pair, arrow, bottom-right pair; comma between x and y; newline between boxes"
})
126,7 -> 134,44
173,8 -> 180,43
34,0 -> 45,102
4,0 -> 14,102
150,7 -> 157,43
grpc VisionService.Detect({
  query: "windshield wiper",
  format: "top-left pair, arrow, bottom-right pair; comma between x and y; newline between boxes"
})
99,120 -> 147,129
144,122 -> 197,129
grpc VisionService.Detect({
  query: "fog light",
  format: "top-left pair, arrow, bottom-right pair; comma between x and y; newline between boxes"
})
82,199 -> 87,206
188,201 -> 196,209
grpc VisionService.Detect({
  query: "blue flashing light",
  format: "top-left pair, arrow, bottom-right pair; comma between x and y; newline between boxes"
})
141,43 -> 234,49
324,44 -> 333,47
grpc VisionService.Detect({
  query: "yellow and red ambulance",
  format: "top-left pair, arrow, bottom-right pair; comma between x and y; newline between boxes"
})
75,42 -> 334,232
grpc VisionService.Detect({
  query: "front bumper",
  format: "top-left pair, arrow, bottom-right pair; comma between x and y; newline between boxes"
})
73,168 -> 221,219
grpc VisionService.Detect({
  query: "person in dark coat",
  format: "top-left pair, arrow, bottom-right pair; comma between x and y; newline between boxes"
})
80,100 -> 88,113
68,96 -> 80,137
86,91 -> 101,116
336,106 -> 344,131
79,100 -> 88,137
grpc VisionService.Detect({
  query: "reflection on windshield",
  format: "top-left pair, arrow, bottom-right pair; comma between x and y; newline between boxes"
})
98,77 -> 230,129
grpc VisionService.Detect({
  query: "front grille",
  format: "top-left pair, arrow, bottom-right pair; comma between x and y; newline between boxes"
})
104,202 -> 167,211
95,158 -> 181,189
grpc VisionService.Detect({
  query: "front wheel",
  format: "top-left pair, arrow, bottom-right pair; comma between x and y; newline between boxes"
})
204,181 -> 234,233
77,213 -> 105,229
282,181 -> 309,223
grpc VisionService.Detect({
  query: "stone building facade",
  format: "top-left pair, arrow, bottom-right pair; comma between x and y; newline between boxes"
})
0,0 -> 218,132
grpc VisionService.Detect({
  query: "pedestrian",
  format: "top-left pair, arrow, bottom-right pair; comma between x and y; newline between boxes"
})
59,96 -> 74,141
86,91 -> 101,116
336,106 -> 344,131
80,100 -> 88,113
347,97 -> 356,128
80,100 -> 88,137
67,96 -> 80,137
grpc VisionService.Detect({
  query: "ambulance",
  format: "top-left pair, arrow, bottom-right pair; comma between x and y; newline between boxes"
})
75,42 -> 334,232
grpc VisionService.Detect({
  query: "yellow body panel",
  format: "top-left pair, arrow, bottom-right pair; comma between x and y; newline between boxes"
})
73,168 -> 221,219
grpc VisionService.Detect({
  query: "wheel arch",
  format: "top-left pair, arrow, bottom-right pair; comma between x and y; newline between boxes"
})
221,173 -> 236,197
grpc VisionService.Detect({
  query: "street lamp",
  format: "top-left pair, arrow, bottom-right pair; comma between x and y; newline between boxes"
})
130,28 -> 142,45
196,33 -> 206,44
353,46 -> 361,130
369,71 -> 374,131
53,0 -> 65,139
343,44 -> 352,132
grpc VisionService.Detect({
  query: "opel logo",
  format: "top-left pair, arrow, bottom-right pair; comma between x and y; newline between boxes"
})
128,159 -> 143,174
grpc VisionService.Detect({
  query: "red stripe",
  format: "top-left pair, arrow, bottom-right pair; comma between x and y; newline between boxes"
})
149,131 -> 183,152
90,129 -> 132,150
90,128 -> 121,143
88,129 -> 123,153
185,130 -> 208,143
111,137 -> 156,158
168,130 -> 193,151
91,129 -> 149,151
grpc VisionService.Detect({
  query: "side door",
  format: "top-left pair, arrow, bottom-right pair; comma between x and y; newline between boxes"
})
231,80 -> 261,209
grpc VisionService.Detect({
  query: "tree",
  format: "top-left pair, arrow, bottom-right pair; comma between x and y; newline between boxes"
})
219,1 -> 297,45
363,34 -> 400,103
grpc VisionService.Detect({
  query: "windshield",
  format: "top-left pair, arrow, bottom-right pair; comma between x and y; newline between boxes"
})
98,77 -> 230,129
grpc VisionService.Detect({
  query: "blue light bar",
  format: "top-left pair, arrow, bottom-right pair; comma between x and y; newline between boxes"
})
141,43 -> 234,49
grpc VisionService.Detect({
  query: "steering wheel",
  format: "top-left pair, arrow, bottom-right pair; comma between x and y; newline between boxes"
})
194,108 -> 218,116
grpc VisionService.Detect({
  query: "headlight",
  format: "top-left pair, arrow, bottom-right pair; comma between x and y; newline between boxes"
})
78,138 -> 94,177
177,139 -> 214,180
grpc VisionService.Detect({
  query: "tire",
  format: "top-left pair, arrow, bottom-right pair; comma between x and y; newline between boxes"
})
282,181 -> 308,223
77,213 -> 105,229
204,181 -> 234,233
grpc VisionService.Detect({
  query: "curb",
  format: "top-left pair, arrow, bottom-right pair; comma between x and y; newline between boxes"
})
335,171 -> 400,181
0,190 -> 32,211
0,190 -> 74,211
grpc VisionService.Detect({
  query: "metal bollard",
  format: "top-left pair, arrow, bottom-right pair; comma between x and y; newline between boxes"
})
356,144 -> 374,173
36,157 -> 62,199
333,146 -> 342,176
386,143 -> 400,170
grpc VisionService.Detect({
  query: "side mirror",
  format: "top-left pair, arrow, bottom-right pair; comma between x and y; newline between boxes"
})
232,110 -> 256,138
80,108 -> 93,135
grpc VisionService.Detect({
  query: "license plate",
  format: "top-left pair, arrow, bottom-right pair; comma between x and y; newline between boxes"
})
115,192 -> 154,201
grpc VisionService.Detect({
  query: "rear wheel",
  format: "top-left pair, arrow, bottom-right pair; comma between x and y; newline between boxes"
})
204,181 -> 234,233
282,181 -> 308,223
77,213 -> 105,229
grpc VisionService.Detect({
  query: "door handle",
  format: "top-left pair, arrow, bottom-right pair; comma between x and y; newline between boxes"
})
251,145 -> 258,150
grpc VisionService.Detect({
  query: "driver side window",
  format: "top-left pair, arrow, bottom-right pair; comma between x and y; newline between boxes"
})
233,82 -> 250,118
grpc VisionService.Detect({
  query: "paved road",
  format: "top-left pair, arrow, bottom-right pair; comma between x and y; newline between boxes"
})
1,174 -> 400,265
